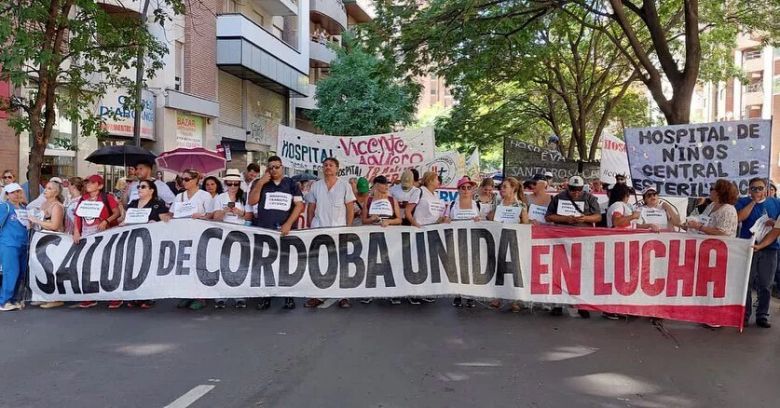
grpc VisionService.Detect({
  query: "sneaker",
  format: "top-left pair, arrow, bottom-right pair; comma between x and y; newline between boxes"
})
79,301 -> 98,309
511,302 -> 522,313
360,298 -> 373,304
283,298 -> 295,309
176,299 -> 193,309
338,299 -> 351,309
108,301 -> 123,309
408,298 -> 421,305
421,298 -> 436,303
139,301 -> 155,309
235,299 -> 247,309
578,309 -> 591,319
256,299 -> 271,310
390,298 -> 402,305
602,312 -> 620,320
40,301 -> 64,309
214,300 -> 226,309
465,299 -> 476,308
304,298 -> 324,308
188,300 -> 206,311
452,297 -> 463,308
550,307 -> 563,316
489,299 -> 502,309
756,319 -> 771,328
0,302 -> 20,311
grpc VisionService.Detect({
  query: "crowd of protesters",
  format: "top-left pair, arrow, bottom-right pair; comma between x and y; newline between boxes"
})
0,160 -> 777,329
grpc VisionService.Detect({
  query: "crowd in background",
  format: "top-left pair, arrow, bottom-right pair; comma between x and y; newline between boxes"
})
0,160 -> 776,329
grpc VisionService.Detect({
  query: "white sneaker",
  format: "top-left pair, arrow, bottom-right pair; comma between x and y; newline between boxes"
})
0,302 -> 20,311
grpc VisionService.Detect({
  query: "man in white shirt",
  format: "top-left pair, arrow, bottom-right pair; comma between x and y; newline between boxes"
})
125,161 -> 176,206
241,163 -> 261,193
304,157 -> 356,309
306,158 -> 356,228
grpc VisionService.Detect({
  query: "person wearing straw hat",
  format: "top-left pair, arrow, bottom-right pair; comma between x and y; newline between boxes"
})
0,183 -> 30,311
212,169 -> 252,309
248,155 -> 304,310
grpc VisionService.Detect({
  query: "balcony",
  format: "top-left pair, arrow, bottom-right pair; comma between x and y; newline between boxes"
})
297,84 -> 317,110
743,85 -> 764,106
311,0 -> 347,33
743,49 -> 764,72
256,0 -> 298,16
343,0 -> 374,23
310,40 -> 337,66
216,14 -> 309,97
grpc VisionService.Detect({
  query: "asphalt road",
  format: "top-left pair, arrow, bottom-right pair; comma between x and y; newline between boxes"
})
1,299 -> 778,408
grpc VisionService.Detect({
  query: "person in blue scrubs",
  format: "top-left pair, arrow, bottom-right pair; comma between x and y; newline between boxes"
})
0,183 -> 30,311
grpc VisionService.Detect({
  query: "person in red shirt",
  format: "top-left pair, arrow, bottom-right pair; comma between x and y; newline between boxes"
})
73,174 -> 121,309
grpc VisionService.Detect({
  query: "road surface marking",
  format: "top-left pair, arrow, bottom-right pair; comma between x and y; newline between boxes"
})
164,385 -> 215,408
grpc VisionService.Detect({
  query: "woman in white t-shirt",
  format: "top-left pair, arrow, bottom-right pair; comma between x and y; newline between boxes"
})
172,169 -> 213,221
212,170 -> 250,226
447,177 -> 481,222
606,183 -> 640,229
173,169 -> 213,311
636,187 -> 680,232
487,177 -> 529,311
410,171 -> 447,227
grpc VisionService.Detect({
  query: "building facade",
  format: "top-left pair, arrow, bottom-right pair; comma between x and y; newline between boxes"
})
697,34 -> 780,180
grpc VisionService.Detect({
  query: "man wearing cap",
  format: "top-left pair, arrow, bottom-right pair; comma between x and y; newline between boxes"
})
352,177 -> 370,225
303,157 -> 355,309
737,177 -> 780,328
391,169 -> 422,226
248,156 -> 304,310
0,183 -> 30,311
545,176 -> 601,227
125,160 -> 176,206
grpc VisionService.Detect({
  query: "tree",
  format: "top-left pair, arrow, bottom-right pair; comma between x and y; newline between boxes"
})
555,0 -> 780,124
369,0 -> 780,127
0,0 -> 184,199
310,34 -> 420,136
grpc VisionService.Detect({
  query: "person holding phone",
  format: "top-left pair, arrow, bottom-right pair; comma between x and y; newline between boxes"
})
248,156 -> 304,310
212,169 -> 251,309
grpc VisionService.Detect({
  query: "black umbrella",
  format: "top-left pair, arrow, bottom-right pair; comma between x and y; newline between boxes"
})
291,173 -> 318,183
85,145 -> 156,167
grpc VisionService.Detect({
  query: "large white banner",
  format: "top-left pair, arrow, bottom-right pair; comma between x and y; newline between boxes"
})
29,221 -> 753,328
600,135 -> 631,186
624,119 -> 772,196
277,126 -> 435,181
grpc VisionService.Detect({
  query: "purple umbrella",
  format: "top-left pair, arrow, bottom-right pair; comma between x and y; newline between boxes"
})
155,147 -> 226,175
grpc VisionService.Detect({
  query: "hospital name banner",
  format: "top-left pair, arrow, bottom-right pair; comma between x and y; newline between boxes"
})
277,126 -> 435,181
30,221 -> 752,328
624,119 -> 772,196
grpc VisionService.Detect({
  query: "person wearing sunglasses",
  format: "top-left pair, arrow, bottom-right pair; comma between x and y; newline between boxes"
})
171,169 -> 213,221
125,179 -> 170,309
544,176 -> 601,318
448,176 -> 481,308
636,187 -> 680,232
1,170 -> 16,189
248,156 -> 304,310
125,160 -> 176,206
737,177 -> 780,329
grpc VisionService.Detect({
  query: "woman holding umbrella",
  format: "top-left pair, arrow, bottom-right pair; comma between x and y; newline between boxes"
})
172,169 -> 214,311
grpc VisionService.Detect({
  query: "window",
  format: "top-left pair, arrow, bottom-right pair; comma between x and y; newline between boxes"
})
174,41 -> 184,91
744,49 -> 763,61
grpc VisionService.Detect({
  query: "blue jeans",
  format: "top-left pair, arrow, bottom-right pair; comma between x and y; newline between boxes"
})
746,248 -> 777,321
0,246 -> 28,305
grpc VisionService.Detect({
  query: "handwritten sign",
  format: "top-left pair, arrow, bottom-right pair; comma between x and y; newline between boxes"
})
529,204 -> 548,223
494,205 -> 521,223
556,201 -> 584,217
625,119 -> 771,196
172,201 -> 196,218
368,199 -> 394,218
641,207 -> 668,227
264,192 -> 292,212
125,208 -> 152,224
76,201 -> 105,219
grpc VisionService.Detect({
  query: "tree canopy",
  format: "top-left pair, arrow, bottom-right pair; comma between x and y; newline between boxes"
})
310,34 -> 420,136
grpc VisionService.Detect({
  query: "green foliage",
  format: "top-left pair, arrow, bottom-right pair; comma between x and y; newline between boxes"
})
310,34 -> 420,136
0,1 -> 183,139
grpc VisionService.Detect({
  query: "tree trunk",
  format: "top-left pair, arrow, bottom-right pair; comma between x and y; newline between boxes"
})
28,130 -> 46,201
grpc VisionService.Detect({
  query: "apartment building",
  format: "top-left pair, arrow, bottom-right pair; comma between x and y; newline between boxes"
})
295,0 -> 375,132
697,34 -> 780,179
8,0 -> 376,184
417,74 -> 455,113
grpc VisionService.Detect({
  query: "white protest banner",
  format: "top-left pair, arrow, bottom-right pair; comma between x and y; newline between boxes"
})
624,119 -> 772,196
76,201 -> 105,218
277,126 -> 435,182
600,135 -> 631,186
29,220 -> 752,328
124,208 -> 152,224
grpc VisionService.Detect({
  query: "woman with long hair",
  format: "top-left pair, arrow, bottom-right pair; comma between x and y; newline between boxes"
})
606,184 -> 640,229
27,181 -> 66,309
125,179 -> 170,309
64,177 -> 84,234
476,178 -> 497,220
